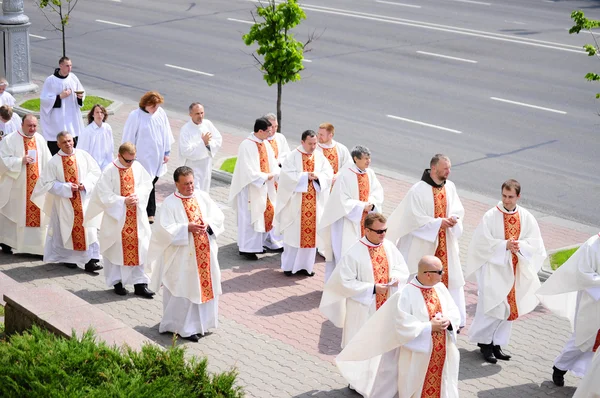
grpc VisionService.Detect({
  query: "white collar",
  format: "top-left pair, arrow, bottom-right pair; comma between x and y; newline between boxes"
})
359,236 -> 383,248
351,164 -> 367,174
175,190 -> 194,199
58,149 -> 76,157
318,140 -> 336,149
496,202 -> 518,215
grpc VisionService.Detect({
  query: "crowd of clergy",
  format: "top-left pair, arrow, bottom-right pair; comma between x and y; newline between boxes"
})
0,57 -> 598,397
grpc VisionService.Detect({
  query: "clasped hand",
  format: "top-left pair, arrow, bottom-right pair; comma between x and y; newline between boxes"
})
507,239 -> 520,253
188,222 -> 207,234
431,316 -> 450,332
125,194 -> 138,206
440,217 -> 458,229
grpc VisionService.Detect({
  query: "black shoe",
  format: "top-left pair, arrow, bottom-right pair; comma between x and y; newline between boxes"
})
0,243 -> 13,254
477,343 -> 497,364
134,283 -> 155,299
552,366 -> 567,387
299,269 -> 315,277
64,262 -> 78,269
239,251 -> 258,260
493,345 -> 511,360
267,247 -> 284,253
178,333 -> 199,342
85,259 -> 103,272
283,271 -> 293,276
113,282 -> 128,296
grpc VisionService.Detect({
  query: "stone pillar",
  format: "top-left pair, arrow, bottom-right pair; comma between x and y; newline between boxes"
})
0,0 -> 38,94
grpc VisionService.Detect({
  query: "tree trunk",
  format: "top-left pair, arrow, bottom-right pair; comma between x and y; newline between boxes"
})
62,28 -> 66,57
277,81 -> 282,132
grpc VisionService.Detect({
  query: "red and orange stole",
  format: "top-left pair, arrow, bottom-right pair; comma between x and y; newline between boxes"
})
433,186 -> 449,287
23,136 -> 40,227
61,155 -> 86,251
368,244 -> 389,309
357,172 -> 370,236
255,141 -> 274,232
181,196 -> 214,303
300,153 -> 317,248
321,145 -> 339,174
593,331 -> 600,352
269,139 -> 279,159
119,167 -> 139,266
503,210 -> 521,321
418,285 -> 446,398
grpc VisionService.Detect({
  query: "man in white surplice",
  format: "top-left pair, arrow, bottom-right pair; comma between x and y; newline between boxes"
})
0,115 -> 52,255
336,255 -> 460,398
85,142 -> 155,298
467,179 -> 546,364
0,78 -> 16,107
31,132 -> 102,272
318,145 -> 384,282
264,113 -> 291,166
149,166 -> 224,342
537,233 -> 600,387
179,103 -> 222,192
315,122 -> 351,184
573,350 -> 600,398
228,117 -> 281,261
320,213 -> 410,348
275,130 -> 333,277
387,154 -> 466,327
40,57 -> 85,155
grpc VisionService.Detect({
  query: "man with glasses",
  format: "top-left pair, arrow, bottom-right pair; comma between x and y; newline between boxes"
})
86,142 -> 155,297
320,213 -> 409,349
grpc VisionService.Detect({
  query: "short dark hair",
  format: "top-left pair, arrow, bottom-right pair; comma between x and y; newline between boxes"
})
0,105 -> 12,121
502,179 -> 521,196
56,131 -> 72,141
351,145 -> 370,162
22,114 -> 36,126
430,154 -> 450,167
189,102 -> 203,113
254,117 -> 271,133
364,213 -> 386,229
87,104 -> 108,124
59,56 -> 70,65
301,129 -> 316,141
173,166 -> 194,182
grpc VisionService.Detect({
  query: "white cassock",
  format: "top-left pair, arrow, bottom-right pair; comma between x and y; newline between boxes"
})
537,233 -> 600,377
573,350 -> 600,398
387,176 -> 466,326
31,149 -> 101,266
0,113 -> 22,139
0,131 -> 52,255
315,140 -> 351,177
85,160 -> 153,287
466,203 -> 546,347
268,132 -> 291,165
40,71 -> 85,141
228,134 -> 281,253
149,190 -> 224,337
275,147 -> 333,274
318,164 -> 384,282
320,237 -> 410,348
77,122 -> 114,170
179,118 -> 223,192
336,279 -> 461,398
121,107 -> 174,178
0,91 -> 16,107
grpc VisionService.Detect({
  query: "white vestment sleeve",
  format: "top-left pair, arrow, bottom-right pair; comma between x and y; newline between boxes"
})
412,218 -> 443,243
402,322 -> 432,352
586,286 -> 600,301
294,173 -> 309,192
350,288 -> 375,306
50,182 -> 74,198
347,204 -> 364,223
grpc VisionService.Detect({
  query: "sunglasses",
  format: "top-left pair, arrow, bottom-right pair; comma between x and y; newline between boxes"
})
367,227 -> 388,234
424,270 -> 444,275
121,157 -> 136,164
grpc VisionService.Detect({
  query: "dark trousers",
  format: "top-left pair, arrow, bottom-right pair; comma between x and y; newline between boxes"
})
47,136 -> 78,156
147,177 -> 159,217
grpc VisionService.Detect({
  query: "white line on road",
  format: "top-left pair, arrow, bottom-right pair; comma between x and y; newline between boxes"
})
450,0 -> 491,5
227,18 -> 254,25
376,1 -> 422,8
387,115 -> 463,134
416,51 -> 477,63
29,34 -> 46,39
304,59 -> 313,62
505,20 -> 526,25
165,64 -> 214,77
490,97 -> 567,114
96,19 -> 132,27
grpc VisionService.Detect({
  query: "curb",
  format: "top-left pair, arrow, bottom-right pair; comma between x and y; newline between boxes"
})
212,168 -> 233,184
13,99 -> 123,119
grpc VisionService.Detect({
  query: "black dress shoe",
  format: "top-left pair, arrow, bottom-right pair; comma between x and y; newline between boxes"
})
113,282 -> 128,296
299,269 -> 315,277
552,366 -> 567,387
477,343 -> 497,364
134,283 -> 155,299
0,243 -> 13,254
64,262 -> 78,269
178,333 -> 199,342
239,251 -> 258,260
85,259 -> 103,272
283,271 -> 293,276
493,345 -> 511,360
268,247 -> 284,253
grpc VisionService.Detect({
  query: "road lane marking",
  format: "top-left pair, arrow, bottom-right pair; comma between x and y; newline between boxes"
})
165,64 -> 214,77
304,59 -> 313,62
450,0 -> 491,5
376,1 -> 421,8
505,20 -> 526,25
96,19 -> 132,28
416,51 -> 477,63
387,115 -> 463,134
227,18 -> 254,24
29,34 -> 46,39
490,97 -> 567,114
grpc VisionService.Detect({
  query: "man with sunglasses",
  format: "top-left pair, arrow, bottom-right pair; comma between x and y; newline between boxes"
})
85,142 -> 155,298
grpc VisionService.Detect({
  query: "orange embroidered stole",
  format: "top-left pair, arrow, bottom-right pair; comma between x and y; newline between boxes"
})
593,330 -> 600,352
119,167 -> 139,266
300,153 -> 317,248
357,172 -> 370,236
418,285 -> 446,398
433,186 -> 449,287
269,138 -> 279,159
504,211 -> 521,321
255,141 -> 274,232
321,145 -> 339,174
368,244 -> 389,309
61,155 -> 86,251
23,136 -> 40,227
181,196 -> 214,303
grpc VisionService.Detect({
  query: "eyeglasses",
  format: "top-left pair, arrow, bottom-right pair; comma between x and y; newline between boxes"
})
367,227 -> 387,234
424,270 -> 444,275
121,157 -> 136,164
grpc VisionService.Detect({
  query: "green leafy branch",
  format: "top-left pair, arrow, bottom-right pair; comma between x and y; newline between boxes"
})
570,10 -> 600,98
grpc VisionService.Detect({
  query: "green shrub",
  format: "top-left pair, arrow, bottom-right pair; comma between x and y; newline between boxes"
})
550,247 -> 579,270
220,157 -> 237,174
20,96 -> 113,113
0,326 -> 243,397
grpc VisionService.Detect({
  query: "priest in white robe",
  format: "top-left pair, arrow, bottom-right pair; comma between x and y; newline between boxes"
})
387,154 -> 466,327
179,103 -> 222,192
537,233 -> 600,387
316,122 -> 351,183
336,255 -> 460,398
318,145 -> 384,282
77,104 -> 114,170
0,115 -> 52,255
275,130 -> 333,276
573,350 -> 600,398
228,117 -> 281,260
149,166 -> 224,342
0,106 -> 21,140
40,57 -> 85,155
85,142 -> 155,298
320,213 -> 410,348
0,78 -> 16,107
31,132 -> 102,272
466,179 -> 547,364
264,113 -> 291,166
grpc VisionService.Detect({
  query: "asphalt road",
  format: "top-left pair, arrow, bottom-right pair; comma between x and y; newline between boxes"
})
20,0 -> 600,226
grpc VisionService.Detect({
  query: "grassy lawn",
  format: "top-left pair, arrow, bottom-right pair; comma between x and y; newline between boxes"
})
20,96 -> 113,113
0,304 -> 4,316
220,157 -> 237,173
550,247 -> 579,270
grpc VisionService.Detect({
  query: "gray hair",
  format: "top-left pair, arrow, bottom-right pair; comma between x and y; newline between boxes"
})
263,113 -> 277,122
430,154 -> 450,167
56,131 -> 72,141
351,145 -> 371,162
188,102 -> 203,113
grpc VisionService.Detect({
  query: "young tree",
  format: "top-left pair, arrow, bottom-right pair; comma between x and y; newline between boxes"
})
570,10 -> 600,98
34,0 -> 80,57
243,0 -> 314,132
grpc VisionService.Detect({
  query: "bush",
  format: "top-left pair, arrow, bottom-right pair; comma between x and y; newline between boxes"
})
220,157 -> 237,174
550,247 -> 579,270
0,326 -> 244,397
20,96 -> 113,113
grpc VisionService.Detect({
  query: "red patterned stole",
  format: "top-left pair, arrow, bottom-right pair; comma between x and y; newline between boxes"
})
320,145 -> 339,174
255,141 -> 274,232
269,138 -> 279,159
119,166 -> 139,266
23,135 -> 40,227
300,152 -> 317,248
357,172 -> 370,236
433,186 -> 449,287
180,195 -> 214,303
503,209 -> 521,321
365,242 -> 389,309
61,154 -> 86,251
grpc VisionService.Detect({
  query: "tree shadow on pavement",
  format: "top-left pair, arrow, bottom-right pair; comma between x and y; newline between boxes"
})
255,290 -> 322,316
477,381 -> 576,398
292,387 -> 360,397
0,253 -> 44,267
458,348 -> 502,381
222,268 -> 309,294
1,262 -> 101,284
217,242 -> 281,272
133,323 -> 179,348
318,320 -> 342,357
